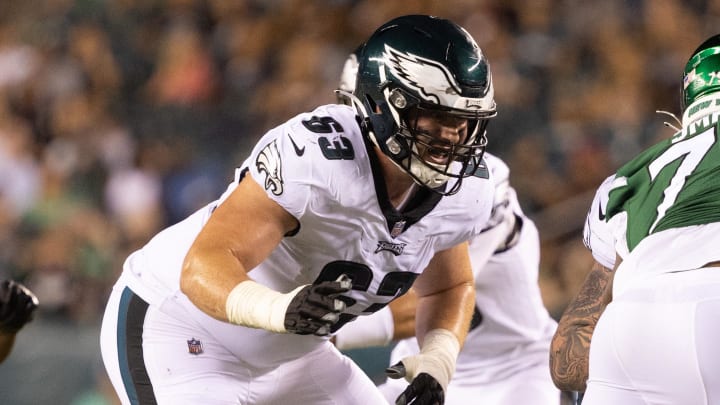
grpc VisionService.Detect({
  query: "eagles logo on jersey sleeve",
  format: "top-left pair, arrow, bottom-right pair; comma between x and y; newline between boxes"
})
243,104 -> 363,222
255,140 -> 284,196
246,129 -> 311,220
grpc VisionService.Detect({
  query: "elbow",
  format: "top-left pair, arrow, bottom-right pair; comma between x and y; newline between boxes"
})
549,343 -> 588,392
550,370 -> 585,393
179,269 -> 192,297
180,251 -> 201,298
553,378 -> 587,393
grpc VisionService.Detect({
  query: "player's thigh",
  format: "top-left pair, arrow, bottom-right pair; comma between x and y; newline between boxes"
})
695,299 -> 720,405
262,345 -> 389,405
142,302 -> 255,404
445,363 -> 559,405
586,296 -> 717,405
512,363 -> 561,405
100,285 -> 133,404
583,302 -> 649,405
378,375 -> 406,404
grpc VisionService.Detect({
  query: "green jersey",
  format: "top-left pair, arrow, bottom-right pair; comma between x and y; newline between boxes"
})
606,113 -> 720,251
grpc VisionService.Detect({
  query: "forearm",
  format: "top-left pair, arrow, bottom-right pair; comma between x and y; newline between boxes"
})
182,246 -> 300,332
387,284 -> 473,395
181,245 -> 254,322
414,281 -> 475,347
180,175 -> 296,323
384,243 -> 475,400
550,262 -> 613,391
549,315 -> 596,391
413,242 -> 476,346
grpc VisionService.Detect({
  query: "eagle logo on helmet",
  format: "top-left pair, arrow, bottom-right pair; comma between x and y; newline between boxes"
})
383,44 -> 461,105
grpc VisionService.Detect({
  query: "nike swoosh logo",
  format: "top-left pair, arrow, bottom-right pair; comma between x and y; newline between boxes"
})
287,134 -> 305,156
598,201 -> 606,221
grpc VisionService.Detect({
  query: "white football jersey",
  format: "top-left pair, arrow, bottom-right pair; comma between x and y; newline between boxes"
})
118,103 -> 496,369
387,154 -> 557,385
583,173 -> 720,297
583,174 -> 618,270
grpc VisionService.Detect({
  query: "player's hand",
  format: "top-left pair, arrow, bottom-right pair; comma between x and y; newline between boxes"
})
0,280 -> 39,334
284,274 -> 351,336
387,362 -> 444,405
385,328 -> 458,405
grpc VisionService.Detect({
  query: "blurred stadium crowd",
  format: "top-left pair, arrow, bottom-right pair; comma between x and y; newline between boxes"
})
0,0 -> 718,402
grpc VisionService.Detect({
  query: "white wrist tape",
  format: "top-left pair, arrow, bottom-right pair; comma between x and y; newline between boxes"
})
333,305 -> 394,351
225,280 -> 305,333
400,328 -> 460,391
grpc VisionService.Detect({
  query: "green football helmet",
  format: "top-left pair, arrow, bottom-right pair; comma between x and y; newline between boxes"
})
350,15 -> 496,195
682,34 -> 720,111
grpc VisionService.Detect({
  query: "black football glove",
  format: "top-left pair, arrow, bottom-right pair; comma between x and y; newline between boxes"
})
387,362 -> 444,405
0,280 -> 39,334
284,274 -> 351,336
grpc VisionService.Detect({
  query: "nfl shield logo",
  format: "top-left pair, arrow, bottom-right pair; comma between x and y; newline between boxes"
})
390,220 -> 406,238
187,338 -> 203,355
684,69 -> 696,89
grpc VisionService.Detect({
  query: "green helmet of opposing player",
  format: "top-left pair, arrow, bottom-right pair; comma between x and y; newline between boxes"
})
682,34 -> 720,111
350,15 -> 496,195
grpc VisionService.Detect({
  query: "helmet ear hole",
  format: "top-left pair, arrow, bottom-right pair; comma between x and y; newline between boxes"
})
386,136 -> 410,160
389,89 -> 409,110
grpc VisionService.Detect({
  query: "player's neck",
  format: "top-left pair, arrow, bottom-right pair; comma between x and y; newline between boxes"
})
393,183 -> 419,210
375,146 -> 418,207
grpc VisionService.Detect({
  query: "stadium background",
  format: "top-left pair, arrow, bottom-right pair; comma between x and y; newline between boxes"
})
0,0 -> 716,403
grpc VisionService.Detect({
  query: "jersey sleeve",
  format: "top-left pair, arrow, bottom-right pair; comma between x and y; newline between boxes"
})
468,153 -> 515,266
477,153 -> 510,231
240,105 -> 360,221
583,175 -> 617,269
243,116 -> 315,220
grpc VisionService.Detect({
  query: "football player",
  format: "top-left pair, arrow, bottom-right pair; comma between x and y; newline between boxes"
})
100,15 -> 497,404
334,48 -> 562,405
0,279 -> 39,363
550,33 -> 720,404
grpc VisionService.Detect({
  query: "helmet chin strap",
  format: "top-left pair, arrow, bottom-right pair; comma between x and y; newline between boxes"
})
655,110 -> 682,132
335,89 -> 370,118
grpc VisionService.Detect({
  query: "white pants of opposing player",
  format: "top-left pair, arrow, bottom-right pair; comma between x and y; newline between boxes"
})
584,267 -> 720,405
100,285 -> 388,405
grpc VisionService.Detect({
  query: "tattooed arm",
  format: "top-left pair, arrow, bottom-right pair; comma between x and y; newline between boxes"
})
549,259 -> 614,392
